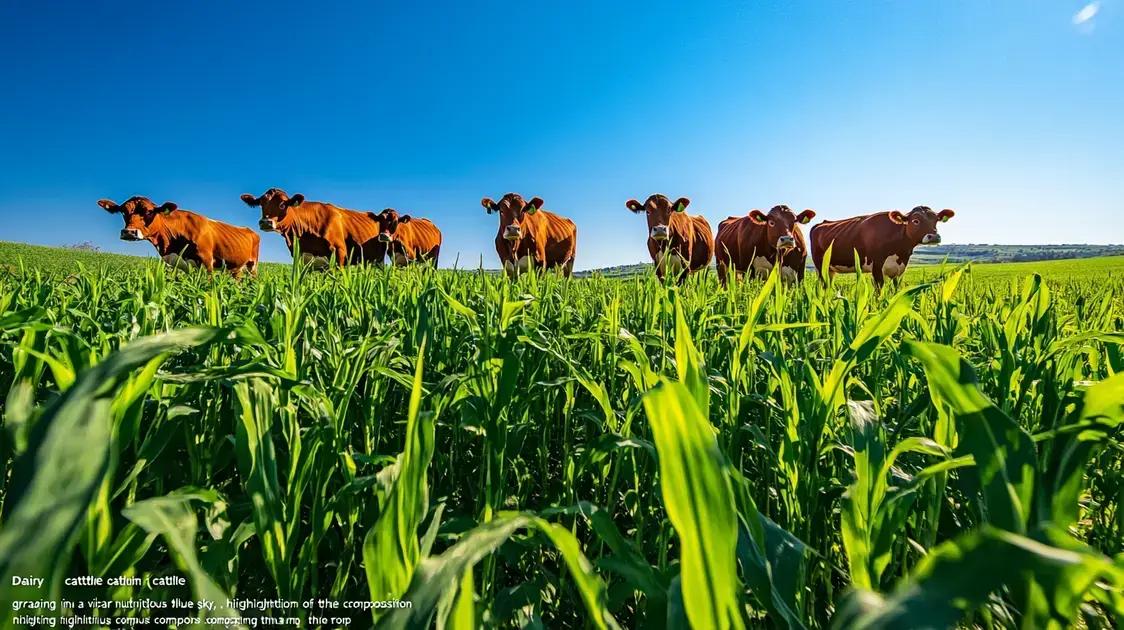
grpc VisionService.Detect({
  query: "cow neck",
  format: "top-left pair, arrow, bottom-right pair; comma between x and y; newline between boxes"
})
145,212 -> 195,256
652,230 -> 683,254
394,221 -> 429,255
389,235 -> 407,256
506,212 -> 539,258
884,224 -> 921,258
276,204 -> 320,238
657,212 -> 692,252
505,233 -> 534,260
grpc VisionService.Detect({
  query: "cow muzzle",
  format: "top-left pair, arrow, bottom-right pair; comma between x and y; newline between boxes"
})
503,226 -> 521,241
776,235 -> 796,250
378,233 -> 392,243
120,228 -> 143,241
650,225 -> 670,241
922,233 -> 941,245
259,219 -> 276,231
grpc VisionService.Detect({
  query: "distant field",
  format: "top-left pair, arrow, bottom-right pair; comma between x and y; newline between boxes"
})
913,254 -> 1124,282
4,240 -> 1124,282
8,238 -> 1124,283
587,244 -> 1124,278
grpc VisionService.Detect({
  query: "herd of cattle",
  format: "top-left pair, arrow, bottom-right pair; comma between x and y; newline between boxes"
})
97,189 -> 955,285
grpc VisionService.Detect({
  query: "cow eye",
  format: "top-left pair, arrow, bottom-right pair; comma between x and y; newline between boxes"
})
911,219 -> 920,225
768,220 -> 775,227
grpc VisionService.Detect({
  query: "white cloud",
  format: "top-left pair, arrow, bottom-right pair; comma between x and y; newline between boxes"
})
1073,2 -> 1100,25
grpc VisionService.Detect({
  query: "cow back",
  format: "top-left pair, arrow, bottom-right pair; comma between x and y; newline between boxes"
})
528,210 -> 577,265
396,219 -> 442,259
810,213 -> 900,268
715,215 -> 771,268
685,214 -> 714,270
339,208 -> 381,245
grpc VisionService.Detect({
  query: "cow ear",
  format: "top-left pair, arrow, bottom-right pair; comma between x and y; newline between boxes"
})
888,210 -> 907,224
157,202 -> 177,214
748,210 -> 767,225
626,199 -> 644,213
481,197 -> 496,214
240,194 -> 260,207
524,196 -> 544,214
98,199 -> 120,213
288,193 -> 305,207
938,208 -> 955,223
797,209 -> 816,224
399,215 -> 412,223
367,211 -> 379,221
674,197 -> 690,213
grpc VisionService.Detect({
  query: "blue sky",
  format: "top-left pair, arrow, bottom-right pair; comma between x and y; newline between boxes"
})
1,1 -> 1120,269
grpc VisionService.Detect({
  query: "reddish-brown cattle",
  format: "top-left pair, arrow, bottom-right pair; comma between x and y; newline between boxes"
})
240,188 -> 382,267
715,205 -> 815,286
98,196 -> 259,277
625,194 -> 713,283
480,193 -> 577,277
365,208 -> 442,266
810,206 -> 955,285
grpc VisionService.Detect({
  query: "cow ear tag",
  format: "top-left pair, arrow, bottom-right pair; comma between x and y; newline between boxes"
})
524,205 -> 538,215
675,202 -> 686,212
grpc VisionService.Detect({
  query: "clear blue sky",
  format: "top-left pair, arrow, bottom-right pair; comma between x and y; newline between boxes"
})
1,1 -> 1120,269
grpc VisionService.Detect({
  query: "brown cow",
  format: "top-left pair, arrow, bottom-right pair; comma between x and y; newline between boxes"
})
809,206 -> 955,285
715,205 -> 815,286
240,188 -> 382,268
625,194 -> 713,283
365,208 -> 442,266
480,193 -> 577,278
98,196 -> 259,277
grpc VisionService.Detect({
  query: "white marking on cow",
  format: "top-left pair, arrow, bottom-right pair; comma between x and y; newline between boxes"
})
780,266 -> 799,283
751,256 -> 773,279
882,254 -> 906,278
162,254 -> 197,271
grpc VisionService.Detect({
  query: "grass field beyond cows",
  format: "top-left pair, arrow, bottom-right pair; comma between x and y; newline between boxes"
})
0,244 -> 1122,628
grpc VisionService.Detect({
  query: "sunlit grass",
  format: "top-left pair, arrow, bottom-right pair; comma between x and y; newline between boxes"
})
0,247 -> 1121,627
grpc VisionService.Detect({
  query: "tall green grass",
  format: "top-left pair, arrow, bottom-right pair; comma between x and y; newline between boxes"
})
0,255 -> 1121,628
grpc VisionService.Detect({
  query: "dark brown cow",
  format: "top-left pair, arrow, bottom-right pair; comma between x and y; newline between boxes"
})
365,208 -> 442,266
240,188 -> 382,268
625,194 -> 713,283
98,196 -> 259,277
715,205 -> 815,286
810,206 -> 955,285
480,193 -> 577,277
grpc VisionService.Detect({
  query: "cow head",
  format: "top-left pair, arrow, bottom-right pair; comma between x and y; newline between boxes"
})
626,194 -> 690,242
747,205 -> 815,252
241,188 -> 305,232
98,196 -> 177,241
889,206 -> 955,245
481,193 -> 543,242
367,208 -> 413,243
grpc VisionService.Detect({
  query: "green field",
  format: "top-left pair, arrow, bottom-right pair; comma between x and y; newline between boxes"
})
1,244 -> 1122,628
